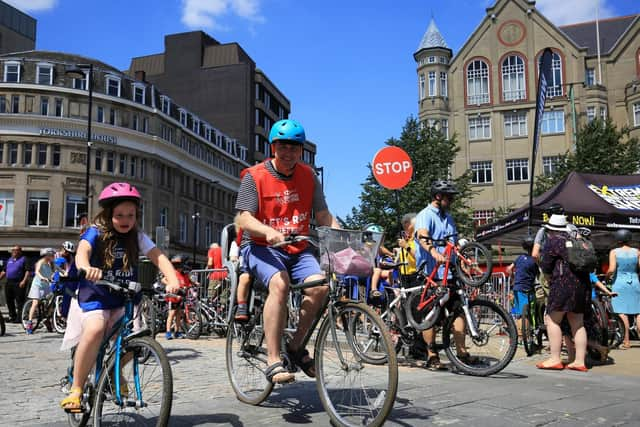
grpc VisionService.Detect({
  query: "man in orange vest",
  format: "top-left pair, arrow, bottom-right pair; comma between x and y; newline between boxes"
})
236,119 -> 339,384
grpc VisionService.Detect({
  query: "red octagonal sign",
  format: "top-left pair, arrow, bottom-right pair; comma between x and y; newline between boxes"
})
372,146 -> 413,190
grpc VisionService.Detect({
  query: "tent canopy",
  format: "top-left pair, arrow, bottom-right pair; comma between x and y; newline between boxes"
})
475,172 -> 640,249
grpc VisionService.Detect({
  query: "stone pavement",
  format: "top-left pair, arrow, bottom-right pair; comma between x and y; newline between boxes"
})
1,315 -> 639,426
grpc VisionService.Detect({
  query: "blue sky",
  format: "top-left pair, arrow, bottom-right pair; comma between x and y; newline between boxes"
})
8,0 -> 639,219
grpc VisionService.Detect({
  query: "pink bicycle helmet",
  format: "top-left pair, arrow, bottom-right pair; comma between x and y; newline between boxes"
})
98,182 -> 141,207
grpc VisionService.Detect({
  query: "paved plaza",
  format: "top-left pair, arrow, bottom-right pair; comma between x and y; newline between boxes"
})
0,315 -> 639,427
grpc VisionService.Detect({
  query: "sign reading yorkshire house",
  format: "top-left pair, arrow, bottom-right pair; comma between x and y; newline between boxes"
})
39,127 -> 118,144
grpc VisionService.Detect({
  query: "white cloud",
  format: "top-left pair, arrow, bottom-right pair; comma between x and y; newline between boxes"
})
181,0 -> 263,30
4,0 -> 57,12
536,0 -> 616,25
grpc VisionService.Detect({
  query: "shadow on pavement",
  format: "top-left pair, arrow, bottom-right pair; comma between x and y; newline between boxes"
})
264,382 -> 323,423
157,413 -> 243,426
387,395 -> 436,426
166,346 -> 203,361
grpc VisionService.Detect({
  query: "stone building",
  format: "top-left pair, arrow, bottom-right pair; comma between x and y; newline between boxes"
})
0,1 -> 35,55
415,0 -> 640,225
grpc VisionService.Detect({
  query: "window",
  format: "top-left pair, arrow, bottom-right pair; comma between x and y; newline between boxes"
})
193,119 -> 200,134
94,149 -> 102,171
119,154 -> 126,174
40,97 -> 49,116
9,143 -> 18,164
506,159 -> 529,182
161,96 -> 171,114
36,63 -> 53,85
263,115 -> 270,132
471,161 -> 492,184
179,109 -> 187,126
0,190 -> 14,226
109,108 -> 116,126
543,156 -> 561,176
440,119 -> 449,138
205,221 -> 212,247
600,106 -> 607,121
73,77 -> 87,90
132,114 -> 139,131
106,151 -> 115,172
54,98 -> 63,117
585,68 -> 595,86
0,143 -> 2,163
440,72 -> 447,97
4,61 -> 20,82
105,76 -> 121,97
586,106 -> 596,123
130,156 -> 136,177
64,194 -> 86,228
132,83 -> 145,104
37,144 -> 46,165
468,115 -> 491,140
23,143 -> 32,165
473,210 -> 495,226
502,55 -> 526,101
143,117 -> 149,133
155,207 -> 166,228
140,158 -> 146,180
161,124 -> 173,142
27,191 -> 49,227
539,52 -> 563,97
428,56 -> 436,63
179,213 -> 187,242
0,96 -> 5,113
11,95 -> 19,113
439,56 -> 448,64
541,110 -> 565,134
634,103 -> 640,127
419,74 -> 425,100
278,106 -> 284,120
428,71 -> 436,97
466,59 -> 490,105
97,106 -> 104,123
52,144 -> 60,166
504,111 -> 527,137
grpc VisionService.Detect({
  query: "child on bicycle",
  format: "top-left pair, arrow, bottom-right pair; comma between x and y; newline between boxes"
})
60,182 -> 180,412
164,254 -> 191,339
26,247 -> 56,334
506,236 -> 538,340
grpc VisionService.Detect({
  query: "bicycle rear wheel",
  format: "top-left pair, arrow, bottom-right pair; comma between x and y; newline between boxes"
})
93,336 -> 172,426
225,307 -> 273,405
455,242 -> 492,287
183,302 -> 202,340
443,298 -> 517,376
316,302 -> 398,427
0,311 -> 5,336
521,304 -> 537,357
608,313 -> 624,349
53,295 -> 67,334
346,304 -> 390,365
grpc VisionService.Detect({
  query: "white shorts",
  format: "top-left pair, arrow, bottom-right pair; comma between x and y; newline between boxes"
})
27,283 -> 51,300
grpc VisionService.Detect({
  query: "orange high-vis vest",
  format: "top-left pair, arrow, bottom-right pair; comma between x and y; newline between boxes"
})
243,160 -> 315,254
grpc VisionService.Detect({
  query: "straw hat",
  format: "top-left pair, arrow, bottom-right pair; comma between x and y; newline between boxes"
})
544,214 -> 569,232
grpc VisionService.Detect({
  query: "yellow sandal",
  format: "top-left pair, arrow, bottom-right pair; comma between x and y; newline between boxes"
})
60,387 -> 83,413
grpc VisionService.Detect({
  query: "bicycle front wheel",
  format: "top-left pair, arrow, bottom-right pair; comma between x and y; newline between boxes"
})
53,295 -> 67,334
521,304 -> 536,357
93,336 -> 172,427
225,308 -> 273,405
22,299 -> 41,331
183,302 -> 202,340
346,306 -> 391,365
455,242 -> 492,287
443,298 -> 517,376
316,302 -> 398,427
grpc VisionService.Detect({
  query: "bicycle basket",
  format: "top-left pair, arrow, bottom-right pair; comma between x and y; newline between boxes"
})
317,227 -> 383,276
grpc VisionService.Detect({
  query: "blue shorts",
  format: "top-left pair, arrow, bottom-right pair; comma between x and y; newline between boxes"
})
242,244 -> 323,288
512,290 -> 530,317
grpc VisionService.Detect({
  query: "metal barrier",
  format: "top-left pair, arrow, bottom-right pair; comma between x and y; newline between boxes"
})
188,265 -> 238,325
479,272 -> 511,311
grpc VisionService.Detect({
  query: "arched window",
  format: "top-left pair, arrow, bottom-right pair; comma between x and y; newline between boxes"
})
502,55 -> 525,101
467,60 -> 490,105
538,51 -> 563,97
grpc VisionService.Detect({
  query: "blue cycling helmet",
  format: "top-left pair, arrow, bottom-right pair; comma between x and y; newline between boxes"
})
54,257 -> 67,268
268,119 -> 306,144
364,224 -> 384,233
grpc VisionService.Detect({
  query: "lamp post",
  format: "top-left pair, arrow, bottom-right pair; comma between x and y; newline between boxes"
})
192,212 -> 200,267
65,64 -> 94,218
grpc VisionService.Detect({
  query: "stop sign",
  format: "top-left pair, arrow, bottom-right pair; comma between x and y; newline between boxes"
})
372,146 -> 413,190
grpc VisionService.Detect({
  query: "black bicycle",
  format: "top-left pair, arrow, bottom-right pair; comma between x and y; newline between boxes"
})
521,285 -> 547,357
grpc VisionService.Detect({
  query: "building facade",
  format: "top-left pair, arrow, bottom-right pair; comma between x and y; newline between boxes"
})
128,31 -> 317,167
0,51 -> 246,254
415,0 -> 640,226
0,0 -> 36,54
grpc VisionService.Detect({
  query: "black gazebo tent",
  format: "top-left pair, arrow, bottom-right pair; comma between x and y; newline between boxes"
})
475,172 -> 640,249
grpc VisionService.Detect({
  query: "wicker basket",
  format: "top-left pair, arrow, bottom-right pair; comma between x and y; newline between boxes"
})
317,227 -> 383,276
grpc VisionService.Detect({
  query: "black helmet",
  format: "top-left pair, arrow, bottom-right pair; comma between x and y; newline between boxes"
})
430,180 -> 459,199
522,236 -> 534,251
544,203 -> 564,215
613,229 -> 632,244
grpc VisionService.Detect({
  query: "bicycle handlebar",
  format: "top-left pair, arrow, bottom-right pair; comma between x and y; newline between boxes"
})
59,269 -> 142,295
417,234 -> 458,247
270,234 -> 317,248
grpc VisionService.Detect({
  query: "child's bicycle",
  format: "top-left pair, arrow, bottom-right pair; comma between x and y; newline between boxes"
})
59,271 -> 173,427
521,285 -> 547,356
225,228 -> 398,427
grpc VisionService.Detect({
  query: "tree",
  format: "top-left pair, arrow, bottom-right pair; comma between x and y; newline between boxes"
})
345,117 -> 475,243
534,118 -> 640,195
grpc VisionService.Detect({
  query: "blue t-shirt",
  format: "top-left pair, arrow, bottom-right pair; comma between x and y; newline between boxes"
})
512,254 -> 538,292
78,226 -> 155,311
414,204 -> 457,280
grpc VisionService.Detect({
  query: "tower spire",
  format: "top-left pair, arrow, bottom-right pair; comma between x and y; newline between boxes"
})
416,18 -> 449,53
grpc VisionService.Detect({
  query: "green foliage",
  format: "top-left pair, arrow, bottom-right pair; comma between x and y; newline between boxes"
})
345,117 -> 475,243
534,118 -> 640,196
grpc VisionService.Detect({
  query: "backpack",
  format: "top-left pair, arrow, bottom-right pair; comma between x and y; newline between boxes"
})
566,236 -> 597,274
